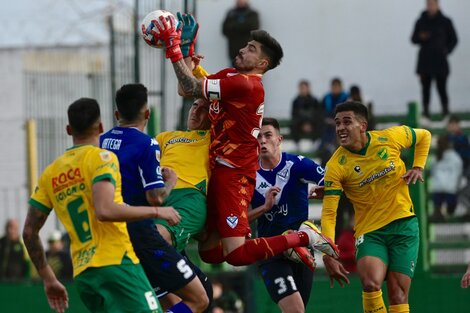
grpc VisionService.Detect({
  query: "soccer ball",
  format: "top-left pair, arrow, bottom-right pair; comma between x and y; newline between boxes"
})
141,10 -> 177,48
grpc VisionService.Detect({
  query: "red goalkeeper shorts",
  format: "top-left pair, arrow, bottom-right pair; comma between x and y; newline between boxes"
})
206,164 -> 256,238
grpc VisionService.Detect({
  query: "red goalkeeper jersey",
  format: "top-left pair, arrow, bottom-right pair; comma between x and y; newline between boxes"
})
203,68 -> 264,171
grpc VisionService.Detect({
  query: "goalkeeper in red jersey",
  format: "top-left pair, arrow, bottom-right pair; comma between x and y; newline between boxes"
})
146,13 -> 339,269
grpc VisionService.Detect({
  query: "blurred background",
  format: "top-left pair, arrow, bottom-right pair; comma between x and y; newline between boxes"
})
0,0 -> 469,312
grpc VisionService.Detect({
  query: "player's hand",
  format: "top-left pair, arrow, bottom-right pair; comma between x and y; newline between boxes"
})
177,12 -> 199,58
153,15 -> 183,62
461,265 -> 470,288
264,186 -> 280,212
323,254 -> 350,288
401,167 -> 424,185
162,167 -> 177,189
44,278 -> 69,313
157,206 -> 181,226
192,54 -> 205,68
308,185 -> 325,199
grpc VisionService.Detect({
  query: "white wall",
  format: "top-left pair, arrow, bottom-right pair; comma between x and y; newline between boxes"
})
197,0 -> 470,117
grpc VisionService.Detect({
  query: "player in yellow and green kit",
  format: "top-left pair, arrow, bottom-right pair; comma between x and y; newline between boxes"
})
318,101 -> 431,313
23,98 -> 180,313
155,97 -> 211,251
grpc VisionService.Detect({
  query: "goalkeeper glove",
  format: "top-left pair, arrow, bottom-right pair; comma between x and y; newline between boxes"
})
152,15 -> 183,63
177,12 -> 199,58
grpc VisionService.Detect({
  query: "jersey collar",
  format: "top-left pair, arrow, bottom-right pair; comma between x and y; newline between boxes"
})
345,132 -> 371,156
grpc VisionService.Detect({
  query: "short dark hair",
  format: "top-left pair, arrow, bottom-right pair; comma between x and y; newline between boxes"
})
115,84 -> 148,122
331,77 -> 342,86
250,30 -> 283,72
67,98 -> 101,135
448,115 -> 460,124
334,101 -> 369,122
262,117 -> 281,133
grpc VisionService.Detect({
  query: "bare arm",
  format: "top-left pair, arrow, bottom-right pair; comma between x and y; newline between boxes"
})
93,180 -> 181,225
173,59 -> 204,98
145,167 -> 177,206
23,207 -> 69,313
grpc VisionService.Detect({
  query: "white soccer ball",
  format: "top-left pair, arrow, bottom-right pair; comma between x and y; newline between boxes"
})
141,10 -> 177,48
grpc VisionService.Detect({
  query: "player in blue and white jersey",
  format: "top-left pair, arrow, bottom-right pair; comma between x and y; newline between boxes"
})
100,84 -> 209,313
249,117 -> 324,313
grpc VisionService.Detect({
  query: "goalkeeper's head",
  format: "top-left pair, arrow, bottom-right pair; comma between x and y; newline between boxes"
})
250,30 -> 284,72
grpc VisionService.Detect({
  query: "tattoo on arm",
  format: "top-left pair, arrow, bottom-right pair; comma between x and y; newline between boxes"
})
173,60 -> 203,97
23,206 -> 49,271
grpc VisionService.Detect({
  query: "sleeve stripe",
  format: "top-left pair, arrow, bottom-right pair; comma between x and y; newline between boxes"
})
93,173 -> 116,187
28,198 -> 52,214
324,189 -> 343,196
143,180 -> 165,189
408,126 -> 416,147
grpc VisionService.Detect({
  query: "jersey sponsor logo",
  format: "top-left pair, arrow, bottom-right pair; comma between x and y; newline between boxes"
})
55,183 -> 86,202
324,181 -> 333,187
210,101 -> 221,114
101,139 -> 122,151
52,168 -> 84,191
226,215 -> 238,229
339,155 -> 347,165
165,137 -> 197,146
264,204 -> 289,222
359,161 -> 395,187
378,136 -> 388,142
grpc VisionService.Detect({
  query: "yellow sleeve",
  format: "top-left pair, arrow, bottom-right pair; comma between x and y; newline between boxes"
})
321,163 -> 343,242
192,65 -> 209,79
29,172 -> 53,214
412,128 -> 432,169
90,150 -> 121,187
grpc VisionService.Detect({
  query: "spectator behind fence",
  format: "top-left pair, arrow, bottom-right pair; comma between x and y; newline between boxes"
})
411,0 -> 458,119
446,115 -> 470,219
319,78 -> 348,166
46,230 -> 73,282
290,80 -> 324,149
0,218 -> 30,281
222,0 -> 260,62
428,135 -> 463,222
349,85 -> 375,130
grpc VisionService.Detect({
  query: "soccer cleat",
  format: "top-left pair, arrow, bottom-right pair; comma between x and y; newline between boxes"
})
283,230 -> 317,272
299,220 -> 340,259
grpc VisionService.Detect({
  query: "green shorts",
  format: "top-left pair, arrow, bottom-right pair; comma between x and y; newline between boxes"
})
75,262 -> 162,313
355,216 -> 419,278
155,188 -> 207,251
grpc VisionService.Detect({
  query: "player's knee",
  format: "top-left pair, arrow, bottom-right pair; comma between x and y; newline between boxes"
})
388,288 -> 408,305
361,279 -> 382,292
186,288 -> 209,312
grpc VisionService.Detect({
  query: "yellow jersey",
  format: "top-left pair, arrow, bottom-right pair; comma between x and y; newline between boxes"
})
321,126 -> 431,241
29,145 -> 139,277
156,130 -> 210,193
